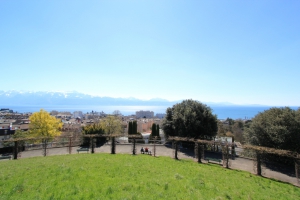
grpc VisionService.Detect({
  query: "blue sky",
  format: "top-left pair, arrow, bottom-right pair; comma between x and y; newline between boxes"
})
1,1 -> 300,106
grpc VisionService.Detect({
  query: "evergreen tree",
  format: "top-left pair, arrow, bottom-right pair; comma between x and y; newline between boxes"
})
245,107 -> 300,153
151,123 -> 156,136
132,120 -> 137,134
128,121 -> 133,135
156,124 -> 160,136
162,99 -> 218,139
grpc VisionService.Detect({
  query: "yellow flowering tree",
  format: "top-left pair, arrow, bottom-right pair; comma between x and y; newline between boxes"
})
29,109 -> 63,137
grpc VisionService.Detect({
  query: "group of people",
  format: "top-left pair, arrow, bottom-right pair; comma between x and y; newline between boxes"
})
140,147 -> 151,155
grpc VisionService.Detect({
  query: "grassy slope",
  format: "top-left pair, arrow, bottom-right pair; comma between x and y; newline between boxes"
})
0,154 -> 299,200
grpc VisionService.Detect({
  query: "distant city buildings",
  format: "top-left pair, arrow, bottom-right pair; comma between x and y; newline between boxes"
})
73,111 -> 83,119
136,110 -> 154,118
155,113 -> 165,119
0,108 -> 13,113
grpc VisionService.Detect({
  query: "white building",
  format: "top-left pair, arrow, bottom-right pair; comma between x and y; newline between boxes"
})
155,113 -> 165,119
73,111 -> 83,119
136,110 -> 154,118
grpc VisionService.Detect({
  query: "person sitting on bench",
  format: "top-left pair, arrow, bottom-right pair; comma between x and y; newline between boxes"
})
145,147 -> 149,154
141,147 -> 144,154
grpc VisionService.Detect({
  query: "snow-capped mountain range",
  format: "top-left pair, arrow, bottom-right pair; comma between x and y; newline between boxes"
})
0,90 -> 179,106
0,90 -> 243,107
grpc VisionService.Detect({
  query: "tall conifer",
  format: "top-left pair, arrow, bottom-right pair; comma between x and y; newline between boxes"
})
133,121 -> 137,134
128,121 -> 133,135
156,124 -> 160,136
151,123 -> 156,136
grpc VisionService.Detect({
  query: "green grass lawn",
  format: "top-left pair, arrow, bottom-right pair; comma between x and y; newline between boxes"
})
0,154 -> 299,200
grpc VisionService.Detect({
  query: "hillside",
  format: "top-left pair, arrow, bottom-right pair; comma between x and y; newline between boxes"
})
0,154 -> 299,199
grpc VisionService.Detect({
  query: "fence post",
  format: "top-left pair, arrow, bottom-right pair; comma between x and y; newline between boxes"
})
111,137 -> 116,154
222,144 -> 230,168
132,138 -> 136,155
213,137 -> 216,152
256,151 -> 262,176
13,141 -> 18,160
198,143 -> 202,163
91,137 -> 95,154
68,137 -> 72,154
295,155 -> 299,185
153,136 -> 157,157
43,139 -> 48,157
231,136 -> 235,160
174,141 -> 178,160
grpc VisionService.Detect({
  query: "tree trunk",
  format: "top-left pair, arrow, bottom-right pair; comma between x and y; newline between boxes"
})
153,137 -> 156,157
231,136 -> 235,160
295,157 -> 300,185
91,137 -> 95,154
222,144 -> 230,168
174,141 -> 178,160
43,139 -> 48,157
213,138 -> 216,152
197,143 -> 202,163
13,141 -> 18,160
111,137 -> 116,154
256,151 -> 262,176
68,137 -> 72,154
132,139 -> 136,155
226,145 -> 229,168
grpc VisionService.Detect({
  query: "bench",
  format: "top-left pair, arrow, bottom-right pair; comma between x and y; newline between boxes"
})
0,155 -> 11,160
205,157 -> 222,164
77,148 -> 89,153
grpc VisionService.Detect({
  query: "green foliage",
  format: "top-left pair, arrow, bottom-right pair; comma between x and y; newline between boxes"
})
151,123 -> 156,136
150,123 -> 161,141
245,107 -> 300,152
128,121 -> 133,135
82,123 -> 105,145
3,129 -> 30,147
217,119 -> 245,142
162,99 -> 218,138
132,120 -> 137,134
12,129 -> 30,139
100,115 -> 122,135
231,119 -> 245,143
82,123 -> 104,135
0,154 -> 299,199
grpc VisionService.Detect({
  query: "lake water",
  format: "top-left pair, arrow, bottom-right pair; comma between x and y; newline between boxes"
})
2,105 -> 299,120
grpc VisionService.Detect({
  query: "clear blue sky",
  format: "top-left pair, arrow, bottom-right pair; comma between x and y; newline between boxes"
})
1,1 -> 299,106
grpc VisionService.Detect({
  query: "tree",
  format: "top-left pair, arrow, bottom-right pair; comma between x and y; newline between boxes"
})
82,123 -> 104,135
3,129 -> 29,147
151,123 -> 157,136
82,122 -> 105,145
29,109 -> 63,137
156,124 -> 160,136
12,129 -> 30,139
231,120 -> 245,143
128,121 -> 133,135
162,99 -> 218,139
244,107 -> 300,153
217,120 -> 226,136
112,110 -> 122,116
132,120 -> 137,134
100,115 -> 122,135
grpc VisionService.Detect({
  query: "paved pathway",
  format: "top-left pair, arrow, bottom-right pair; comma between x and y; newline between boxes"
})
3,143 -> 299,186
